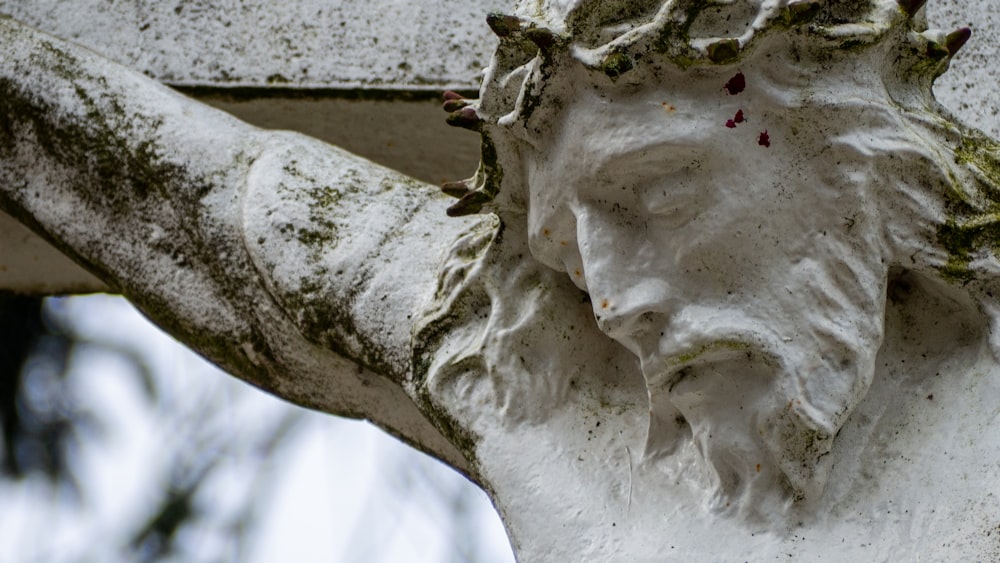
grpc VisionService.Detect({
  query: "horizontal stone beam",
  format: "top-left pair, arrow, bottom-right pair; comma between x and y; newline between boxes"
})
0,0 -> 506,90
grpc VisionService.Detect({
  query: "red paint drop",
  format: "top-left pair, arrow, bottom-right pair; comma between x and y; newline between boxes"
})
734,109 -> 745,123
758,130 -> 771,147
725,119 -> 737,128
724,72 -> 746,95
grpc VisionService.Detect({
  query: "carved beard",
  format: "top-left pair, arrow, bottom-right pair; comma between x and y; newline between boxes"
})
604,245 -> 889,521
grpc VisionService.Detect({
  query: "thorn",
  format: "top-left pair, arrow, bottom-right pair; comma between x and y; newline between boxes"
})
442,99 -> 470,112
945,27 -> 972,56
898,0 -> 928,18
446,191 -> 491,217
706,39 -> 740,64
445,107 -> 482,131
441,181 -> 470,198
486,13 -> 523,38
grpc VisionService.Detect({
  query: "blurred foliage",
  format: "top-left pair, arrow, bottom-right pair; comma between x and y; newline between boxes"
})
0,293 -> 304,561
0,293 -> 80,483
0,293 -> 509,562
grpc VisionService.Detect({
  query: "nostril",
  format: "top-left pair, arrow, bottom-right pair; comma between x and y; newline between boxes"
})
595,307 -> 663,342
590,280 -> 676,344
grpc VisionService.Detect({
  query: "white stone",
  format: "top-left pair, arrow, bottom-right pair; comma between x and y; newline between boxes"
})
0,0 -> 505,90
3,1 -> 1000,560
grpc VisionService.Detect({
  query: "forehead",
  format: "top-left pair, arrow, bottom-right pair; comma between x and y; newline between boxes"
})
537,72 -> 741,172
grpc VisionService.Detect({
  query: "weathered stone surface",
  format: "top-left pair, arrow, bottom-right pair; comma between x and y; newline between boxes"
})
0,1 -> 992,136
415,1 -> 1000,559
4,2 -> 1000,560
0,0 -> 992,132
0,16 -> 480,475
0,0 -> 505,90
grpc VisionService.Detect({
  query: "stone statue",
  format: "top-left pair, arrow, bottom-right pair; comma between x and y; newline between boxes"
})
3,0 -> 1000,559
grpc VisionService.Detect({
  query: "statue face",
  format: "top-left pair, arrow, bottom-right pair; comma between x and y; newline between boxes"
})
521,75 -> 892,507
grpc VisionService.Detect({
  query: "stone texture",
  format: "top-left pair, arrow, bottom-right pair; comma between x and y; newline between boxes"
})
3,5 -> 1000,559
0,0 -> 506,90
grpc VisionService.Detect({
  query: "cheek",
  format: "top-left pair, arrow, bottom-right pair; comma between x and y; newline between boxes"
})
525,164 -> 587,279
523,188 -> 589,291
527,204 -> 581,275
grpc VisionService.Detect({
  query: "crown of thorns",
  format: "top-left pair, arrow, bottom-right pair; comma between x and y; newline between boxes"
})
440,0 -> 971,217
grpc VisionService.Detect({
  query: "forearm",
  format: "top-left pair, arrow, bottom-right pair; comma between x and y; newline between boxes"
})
0,17 -> 483,472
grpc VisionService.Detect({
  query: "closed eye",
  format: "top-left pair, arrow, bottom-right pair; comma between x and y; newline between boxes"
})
585,144 -> 704,218
590,142 -> 701,190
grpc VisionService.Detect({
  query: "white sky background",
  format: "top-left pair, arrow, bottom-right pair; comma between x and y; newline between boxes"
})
0,294 -> 515,563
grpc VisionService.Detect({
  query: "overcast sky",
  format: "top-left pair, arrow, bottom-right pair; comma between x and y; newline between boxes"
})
0,295 -> 514,563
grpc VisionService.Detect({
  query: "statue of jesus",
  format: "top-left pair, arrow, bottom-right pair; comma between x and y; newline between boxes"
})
3,1 -> 1000,559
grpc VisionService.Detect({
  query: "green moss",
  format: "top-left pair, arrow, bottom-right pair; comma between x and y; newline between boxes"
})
416,385 -> 482,477
307,185 -> 343,208
955,133 -> 1000,189
296,227 -> 335,247
937,132 -> 1000,282
602,52 -> 634,79
479,133 -> 503,197
564,0 -> 661,42
937,220 -> 977,282
936,216 -> 1000,282
303,186 -> 343,251
784,1 -> 822,26
518,76 -> 544,123
668,340 -> 750,367
813,0 -> 872,26
706,39 -> 740,64
838,39 -> 865,51
925,41 -> 950,60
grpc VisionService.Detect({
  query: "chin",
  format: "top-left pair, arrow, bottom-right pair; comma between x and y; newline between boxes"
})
635,308 -> 880,522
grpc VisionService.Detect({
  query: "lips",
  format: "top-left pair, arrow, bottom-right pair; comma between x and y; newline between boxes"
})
631,305 -> 786,391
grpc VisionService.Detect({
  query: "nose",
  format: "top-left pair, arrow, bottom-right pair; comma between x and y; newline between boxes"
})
590,278 -> 675,348
569,199 -> 680,347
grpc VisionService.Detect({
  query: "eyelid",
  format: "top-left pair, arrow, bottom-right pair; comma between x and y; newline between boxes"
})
635,163 -> 716,230
582,146 -> 702,217
591,143 -> 701,188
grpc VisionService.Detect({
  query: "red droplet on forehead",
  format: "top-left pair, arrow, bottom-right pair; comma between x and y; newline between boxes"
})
724,72 -> 746,95
758,130 -> 771,148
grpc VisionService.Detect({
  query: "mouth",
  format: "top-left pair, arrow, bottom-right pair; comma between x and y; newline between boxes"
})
635,307 -> 785,392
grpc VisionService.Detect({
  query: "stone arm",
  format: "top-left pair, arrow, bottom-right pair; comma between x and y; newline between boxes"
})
0,17 -> 481,475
